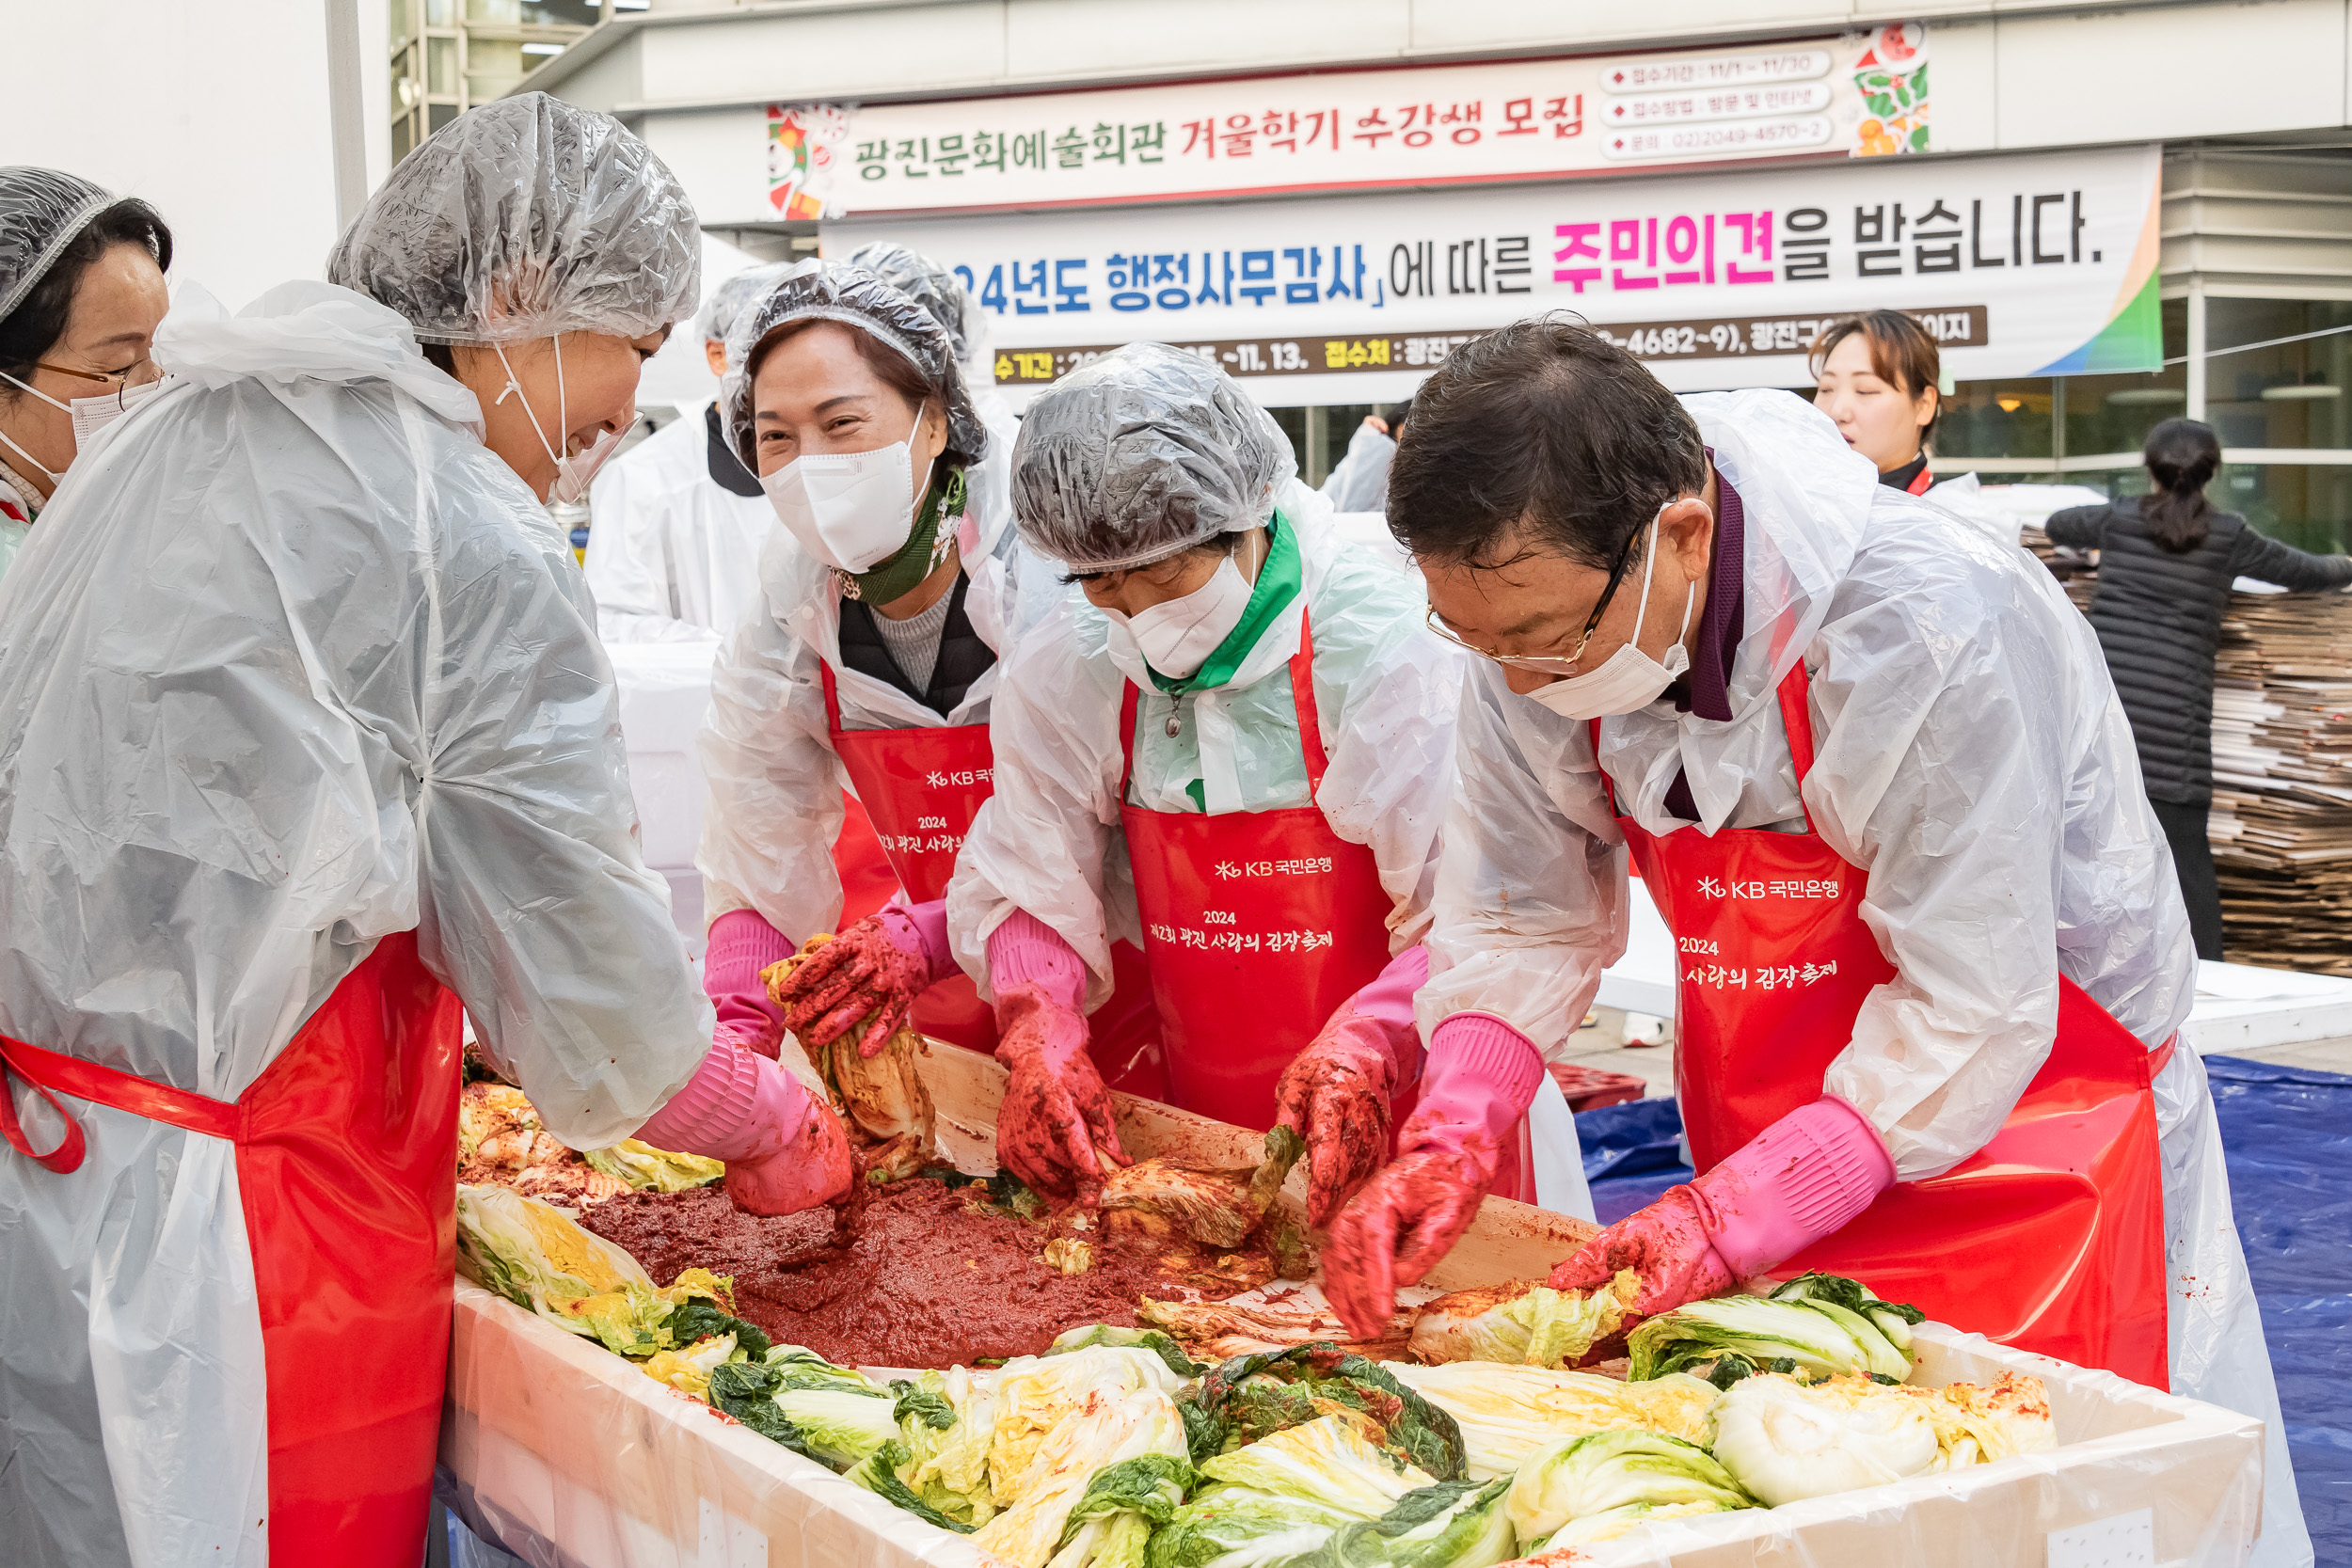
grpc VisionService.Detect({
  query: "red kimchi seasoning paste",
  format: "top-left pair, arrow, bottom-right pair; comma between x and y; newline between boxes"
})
582,1178 -> 1206,1368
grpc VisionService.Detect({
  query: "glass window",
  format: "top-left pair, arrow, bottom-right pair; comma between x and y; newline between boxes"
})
2215,463 -> 2352,554
467,0 -> 522,22
393,117 -> 415,162
428,103 -> 458,134
2063,298 -> 2190,460
1269,406 -> 1308,477
425,0 -> 454,24
2062,463 -> 2349,554
1936,381 -> 2055,461
2205,298 -> 2352,453
426,35 -> 457,94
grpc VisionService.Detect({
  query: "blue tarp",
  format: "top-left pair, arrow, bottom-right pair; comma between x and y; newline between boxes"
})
1574,1053 -> 2352,1560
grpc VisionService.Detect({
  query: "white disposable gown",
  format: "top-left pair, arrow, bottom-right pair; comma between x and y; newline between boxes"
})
695,493 -> 1026,939
584,402 -> 773,643
0,283 -> 713,1568
1421,388 -> 2308,1566
1317,418 -> 1396,515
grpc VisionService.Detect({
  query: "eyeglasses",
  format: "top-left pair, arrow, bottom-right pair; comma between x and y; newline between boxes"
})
1423,527 -> 1645,675
35,356 -> 162,391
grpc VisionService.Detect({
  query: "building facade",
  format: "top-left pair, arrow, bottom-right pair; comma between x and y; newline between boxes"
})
390,0 -> 610,160
516,0 -> 2352,543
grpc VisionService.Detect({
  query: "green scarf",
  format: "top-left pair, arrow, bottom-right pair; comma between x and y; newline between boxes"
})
845,467 -> 966,606
1145,514 -> 1302,697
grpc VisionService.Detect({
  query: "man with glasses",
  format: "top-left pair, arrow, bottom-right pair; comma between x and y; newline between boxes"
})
0,168 -> 172,573
1322,314 -> 2306,1568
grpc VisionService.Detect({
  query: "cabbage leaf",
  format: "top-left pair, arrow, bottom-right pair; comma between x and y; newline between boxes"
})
1381,1362 -> 1719,1481
1506,1429 -> 1754,1548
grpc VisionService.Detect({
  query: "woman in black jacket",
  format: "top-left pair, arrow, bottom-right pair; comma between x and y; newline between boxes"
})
2047,418 -> 2352,959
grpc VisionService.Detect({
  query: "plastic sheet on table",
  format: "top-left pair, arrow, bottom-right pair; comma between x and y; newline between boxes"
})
1577,1096 -> 1694,1225
2204,1053 -> 2352,1564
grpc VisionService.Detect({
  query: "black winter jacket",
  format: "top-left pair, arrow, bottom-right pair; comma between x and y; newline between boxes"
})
2045,498 -> 2352,805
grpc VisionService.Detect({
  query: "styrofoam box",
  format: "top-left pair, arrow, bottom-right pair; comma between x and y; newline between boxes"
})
440,1044 -> 2263,1568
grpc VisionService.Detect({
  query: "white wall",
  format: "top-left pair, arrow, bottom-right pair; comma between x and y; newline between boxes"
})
1,0 -> 389,313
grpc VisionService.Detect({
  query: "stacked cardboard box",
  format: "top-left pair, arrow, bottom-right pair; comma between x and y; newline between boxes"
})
2208,591 -> 2352,973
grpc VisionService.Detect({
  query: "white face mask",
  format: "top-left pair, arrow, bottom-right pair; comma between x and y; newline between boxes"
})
1527,508 -> 1698,721
759,403 -> 927,574
493,339 -> 624,506
0,369 -> 166,484
1107,533 -> 1260,680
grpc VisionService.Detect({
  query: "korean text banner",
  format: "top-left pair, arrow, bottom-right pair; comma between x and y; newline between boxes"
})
772,24 -> 1932,217
821,143 -> 2162,403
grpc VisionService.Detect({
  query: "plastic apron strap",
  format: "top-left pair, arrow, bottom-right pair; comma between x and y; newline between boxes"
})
0,1038 -> 92,1173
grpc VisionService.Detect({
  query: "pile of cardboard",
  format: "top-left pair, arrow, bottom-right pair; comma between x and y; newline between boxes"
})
2208,592 -> 2352,974
2026,521 -> 2352,972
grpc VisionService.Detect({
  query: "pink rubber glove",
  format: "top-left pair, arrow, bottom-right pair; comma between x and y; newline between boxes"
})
634,1038 -> 853,1216
704,910 -> 796,1058
989,911 -> 1130,1205
1275,944 -> 1429,1228
772,901 -> 950,1058
1325,1011 -> 1545,1340
1549,1095 -> 1894,1317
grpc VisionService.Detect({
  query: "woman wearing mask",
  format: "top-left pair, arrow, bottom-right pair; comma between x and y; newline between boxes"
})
1810,309 -> 1943,495
941,343 -> 1587,1227
846,240 -> 1023,537
0,96 -> 849,1568
702,263 -> 1160,1078
0,167 -> 172,573
2049,419 -> 2352,960
1349,318 -> 2306,1568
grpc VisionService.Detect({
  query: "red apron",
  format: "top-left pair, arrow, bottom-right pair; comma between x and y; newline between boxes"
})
821,661 -> 1167,1093
0,931 -> 464,1561
834,788 -> 898,929
1118,625 -> 1539,1199
1601,663 -> 2170,1386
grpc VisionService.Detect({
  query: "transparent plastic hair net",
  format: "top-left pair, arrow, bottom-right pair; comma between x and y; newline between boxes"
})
0,166 -> 114,325
1009,341 -> 1293,573
721,260 -> 983,471
693,261 -> 796,351
323,92 -> 700,345
845,241 -> 977,363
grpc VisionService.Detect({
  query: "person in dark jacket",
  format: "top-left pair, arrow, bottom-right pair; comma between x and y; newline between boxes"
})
2047,418 -> 2352,959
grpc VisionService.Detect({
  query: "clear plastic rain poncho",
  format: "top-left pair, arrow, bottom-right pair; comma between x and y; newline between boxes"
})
1420,388 -> 2307,1565
944,343 -> 1465,1003
0,97 -> 710,1567
0,166 -> 115,325
847,240 -> 1022,539
697,261 -> 1020,940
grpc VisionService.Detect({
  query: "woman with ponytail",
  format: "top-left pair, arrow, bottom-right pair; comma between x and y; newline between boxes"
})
2048,418 -> 2352,958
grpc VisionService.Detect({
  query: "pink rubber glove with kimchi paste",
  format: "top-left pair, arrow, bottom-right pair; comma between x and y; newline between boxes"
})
1273,944 -> 1429,1228
635,1038 -> 853,1216
1549,1095 -> 1894,1317
771,901 -> 951,1057
988,910 -> 1130,1205
1325,1010 -> 1544,1341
